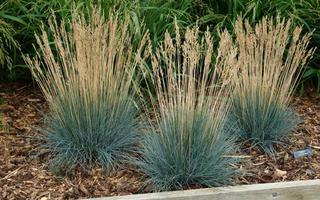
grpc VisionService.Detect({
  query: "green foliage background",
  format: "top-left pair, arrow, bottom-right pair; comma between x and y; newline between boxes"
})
0,0 -> 319,92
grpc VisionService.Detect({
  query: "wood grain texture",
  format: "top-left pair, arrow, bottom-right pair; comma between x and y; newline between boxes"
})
85,180 -> 320,200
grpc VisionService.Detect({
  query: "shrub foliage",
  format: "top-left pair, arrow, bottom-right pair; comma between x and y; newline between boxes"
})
220,17 -> 315,154
25,9 -> 150,170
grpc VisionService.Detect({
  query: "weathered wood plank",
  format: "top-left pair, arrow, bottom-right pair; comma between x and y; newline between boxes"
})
85,180 -> 320,200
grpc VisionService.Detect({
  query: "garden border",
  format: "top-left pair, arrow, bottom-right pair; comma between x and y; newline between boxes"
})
85,179 -> 320,200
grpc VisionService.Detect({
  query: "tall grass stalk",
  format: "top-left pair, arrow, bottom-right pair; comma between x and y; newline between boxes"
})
25,8 -> 150,170
136,22 -> 240,191
221,17 -> 315,154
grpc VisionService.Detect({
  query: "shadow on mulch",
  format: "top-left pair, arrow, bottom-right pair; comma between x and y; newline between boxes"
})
0,83 -> 319,199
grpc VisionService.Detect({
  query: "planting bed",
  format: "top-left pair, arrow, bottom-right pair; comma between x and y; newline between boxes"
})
0,83 -> 319,199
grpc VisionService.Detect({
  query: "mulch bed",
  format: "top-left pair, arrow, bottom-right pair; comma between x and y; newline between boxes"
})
237,95 -> 320,184
0,83 -> 319,200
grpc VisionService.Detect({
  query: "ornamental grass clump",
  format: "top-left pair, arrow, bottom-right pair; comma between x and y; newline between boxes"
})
25,9 -> 150,170
137,23 -> 240,191
220,17 -> 315,154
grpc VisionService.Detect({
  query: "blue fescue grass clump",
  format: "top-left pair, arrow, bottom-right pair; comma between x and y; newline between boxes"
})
43,100 -> 140,169
135,24 -> 240,191
218,17 -> 315,155
229,94 -> 300,155
137,110 -> 239,191
25,9 -> 150,171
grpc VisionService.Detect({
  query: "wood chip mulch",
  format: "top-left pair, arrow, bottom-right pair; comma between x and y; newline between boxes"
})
236,93 -> 320,184
0,83 -> 319,199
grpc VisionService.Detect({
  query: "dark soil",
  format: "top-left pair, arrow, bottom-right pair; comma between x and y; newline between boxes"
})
0,83 -> 319,199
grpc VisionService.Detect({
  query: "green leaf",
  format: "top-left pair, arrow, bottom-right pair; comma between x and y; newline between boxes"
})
1,14 -> 27,26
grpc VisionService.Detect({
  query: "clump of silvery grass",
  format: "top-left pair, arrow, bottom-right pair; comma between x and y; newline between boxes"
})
220,17 -> 315,154
25,8 -> 150,171
136,22 -> 240,191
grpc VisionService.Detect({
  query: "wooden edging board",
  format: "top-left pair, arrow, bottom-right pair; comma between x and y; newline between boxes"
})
84,179 -> 320,200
